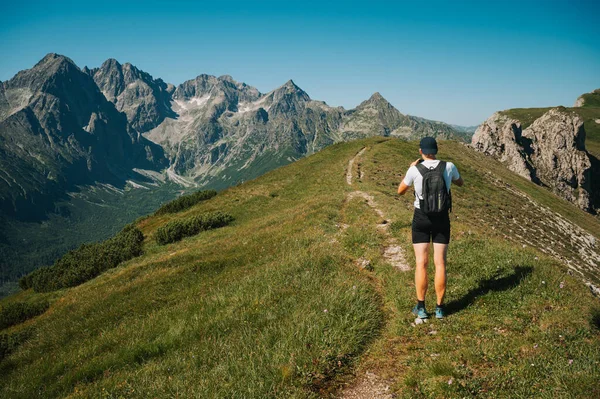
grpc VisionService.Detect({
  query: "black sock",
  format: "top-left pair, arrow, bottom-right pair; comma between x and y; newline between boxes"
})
436,303 -> 444,309
417,300 -> 425,309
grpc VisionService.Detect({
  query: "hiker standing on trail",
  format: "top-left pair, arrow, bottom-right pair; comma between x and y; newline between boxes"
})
397,137 -> 463,319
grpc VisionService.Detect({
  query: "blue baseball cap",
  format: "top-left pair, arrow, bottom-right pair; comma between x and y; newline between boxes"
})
419,137 -> 438,155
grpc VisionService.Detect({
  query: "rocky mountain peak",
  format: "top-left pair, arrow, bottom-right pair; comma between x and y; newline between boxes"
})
355,92 -> 397,113
2,53 -> 103,116
218,75 -> 235,83
270,80 -> 310,103
101,58 -> 121,69
174,74 -> 222,100
173,74 -> 261,110
35,53 -> 77,69
369,92 -> 384,101
283,79 -> 299,89
93,59 -> 150,95
94,58 -> 126,101
5,53 -> 82,94
91,58 -> 175,132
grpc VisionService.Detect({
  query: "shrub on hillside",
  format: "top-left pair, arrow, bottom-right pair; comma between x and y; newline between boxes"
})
19,225 -> 144,293
0,301 -> 49,330
154,189 -> 217,215
0,328 -> 32,361
155,211 -> 234,245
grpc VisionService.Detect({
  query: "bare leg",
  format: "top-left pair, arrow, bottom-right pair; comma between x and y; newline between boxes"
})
413,243 -> 430,301
433,243 -> 448,306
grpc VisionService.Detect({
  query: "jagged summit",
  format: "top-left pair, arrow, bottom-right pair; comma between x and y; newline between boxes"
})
5,53 -> 82,94
357,91 -> 394,109
34,53 -> 77,69
282,79 -> 306,94
91,57 -> 175,132
359,91 -> 391,107
100,58 -> 121,68
283,79 -> 298,88
369,92 -> 384,101
218,74 -> 235,83
270,79 -> 310,102
2,54 -> 106,117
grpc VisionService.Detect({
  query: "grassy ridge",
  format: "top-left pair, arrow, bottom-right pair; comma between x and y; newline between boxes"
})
577,90 -> 600,108
0,140 -> 383,398
334,139 -> 600,397
0,137 -> 599,398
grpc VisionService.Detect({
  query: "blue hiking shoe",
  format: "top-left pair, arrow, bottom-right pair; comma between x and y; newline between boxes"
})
412,304 -> 428,319
435,306 -> 444,319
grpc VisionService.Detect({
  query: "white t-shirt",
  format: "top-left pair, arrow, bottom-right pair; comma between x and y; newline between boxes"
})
403,160 -> 460,209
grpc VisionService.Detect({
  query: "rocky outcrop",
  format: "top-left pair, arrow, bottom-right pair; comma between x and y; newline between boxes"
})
89,59 -> 175,132
523,108 -> 593,211
472,107 -> 597,213
471,112 -> 531,179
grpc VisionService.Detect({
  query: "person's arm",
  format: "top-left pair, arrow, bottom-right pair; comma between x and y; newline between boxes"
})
450,163 -> 463,186
398,180 -> 410,195
452,177 -> 464,187
398,162 -> 420,195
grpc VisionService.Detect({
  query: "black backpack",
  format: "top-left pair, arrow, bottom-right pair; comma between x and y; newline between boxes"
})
416,161 -> 452,215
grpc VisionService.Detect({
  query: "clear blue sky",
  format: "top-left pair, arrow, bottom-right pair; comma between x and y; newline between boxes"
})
1,0 -> 598,126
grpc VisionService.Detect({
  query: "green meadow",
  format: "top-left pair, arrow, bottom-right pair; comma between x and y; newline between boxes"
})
1,137 -> 599,398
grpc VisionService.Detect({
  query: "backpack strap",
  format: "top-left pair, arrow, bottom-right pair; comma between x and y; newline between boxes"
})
415,163 -> 428,176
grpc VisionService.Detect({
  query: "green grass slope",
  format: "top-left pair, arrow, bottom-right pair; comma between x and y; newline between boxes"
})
1,137 -> 599,398
577,89 -> 600,108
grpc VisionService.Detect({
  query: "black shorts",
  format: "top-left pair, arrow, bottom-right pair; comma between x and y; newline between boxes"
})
411,208 -> 450,244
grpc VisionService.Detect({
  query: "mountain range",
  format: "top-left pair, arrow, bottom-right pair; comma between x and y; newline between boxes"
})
0,53 -> 470,286
1,53 -> 469,222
